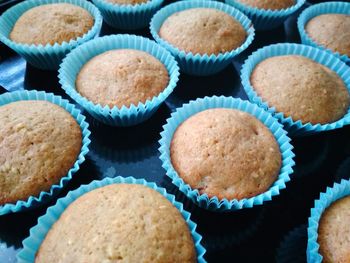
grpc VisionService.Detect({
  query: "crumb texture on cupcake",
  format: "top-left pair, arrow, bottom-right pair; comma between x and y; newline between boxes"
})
170,108 -> 281,200
0,100 -> 82,205
76,49 -> 169,108
235,0 -> 295,10
318,195 -> 350,263
10,3 -> 94,45
36,184 -> 196,263
159,8 -> 247,55
250,55 -> 350,124
306,14 -> 350,58
104,0 -> 148,5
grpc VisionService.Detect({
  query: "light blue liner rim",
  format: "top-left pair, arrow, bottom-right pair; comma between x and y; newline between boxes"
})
159,96 -> 295,212
297,1 -> 350,64
16,176 -> 207,263
225,0 -> 306,30
58,34 -> 180,126
0,90 -> 91,216
241,43 -> 350,136
92,0 -> 163,30
150,0 -> 255,76
0,0 -> 103,70
307,179 -> 350,263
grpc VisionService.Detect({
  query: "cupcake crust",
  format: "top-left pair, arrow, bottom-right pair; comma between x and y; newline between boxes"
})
235,0 -> 295,10
0,101 -> 82,205
170,108 -> 281,200
10,3 -> 94,45
36,184 -> 196,263
159,8 -> 247,55
76,49 -> 169,108
318,195 -> 350,263
250,55 -> 350,124
104,0 -> 148,5
306,14 -> 350,58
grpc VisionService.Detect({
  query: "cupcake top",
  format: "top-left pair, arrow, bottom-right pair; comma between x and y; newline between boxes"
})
250,55 -> 350,124
235,0 -> 295,10
170,108 -> 281,200
305,14 -> 350,58
36,184 -> 196,262
159,8 -> 247,55
76,49 -> 169,108
104,0 -> 148,5
318,195 -> 350,263
0,100 -> 81,205
10,3 -> 94,45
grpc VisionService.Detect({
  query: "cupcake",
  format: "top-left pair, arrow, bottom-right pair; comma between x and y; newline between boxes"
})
76,49 -> 169,109
17,177 -> 206,262
170,108 -> 281,200
92,0 -> 163,30
150,0 -> 255,76
225,0 -> 305,30
159,96 -> 295,211
0,100 -> 82,206
317,195 -> 350,263
250,55 -> 350,125
297,2 -> 350,63
59,34 -> 179,126
9,3 -> 94,45
241,43 -> 350,135
306,14 -> 350,58
0,0 -> 102,70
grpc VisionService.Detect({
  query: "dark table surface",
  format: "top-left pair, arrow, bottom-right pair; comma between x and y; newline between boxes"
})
0,0 -> 350,262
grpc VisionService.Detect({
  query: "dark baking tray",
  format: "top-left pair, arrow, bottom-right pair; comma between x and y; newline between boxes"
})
1,1 -> 350,262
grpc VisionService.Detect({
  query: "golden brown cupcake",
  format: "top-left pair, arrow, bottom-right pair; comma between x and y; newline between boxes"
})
36,184 -> 196,263
235,0 -> 295,10
0,101 -> 82,205
159,8 -> 247,55
76,49 -> 169,108
250,55 -> 350,124
318,195 -> 350,263
10,3 -> 94,45
105,0 -> 148,5
305,14 -> 350,58
170,108 -> 281,200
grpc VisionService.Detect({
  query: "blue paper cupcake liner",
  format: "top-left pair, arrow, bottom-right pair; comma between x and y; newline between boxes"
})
58,34 -> 180,126
92,0 -> 163,30
150,0 -> 255,76
0,90 -> 91,215
307,179 -> 350,263
159,96 -> 295,212
0,0 -> 102,70
241,43 -> 350,136
16,176 -> 207,263
225,0 -> 306,30
297,1 -> 350,64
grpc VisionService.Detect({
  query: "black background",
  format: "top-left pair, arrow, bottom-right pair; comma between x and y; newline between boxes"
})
0,0 -> 350,262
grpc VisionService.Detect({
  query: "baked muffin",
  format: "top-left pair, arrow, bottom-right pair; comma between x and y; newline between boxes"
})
105,0 -> 148,5
36,184 -> 196,262
0,101 -> 82,205
235,0 -> 295,10
250,55 -> 350,124
159,8 -> 247,55
76,49 -> 169,108
170,108 -> 281,200
305,14 -> 350,58
318,195 -> 350,263
10,3 -> 94,45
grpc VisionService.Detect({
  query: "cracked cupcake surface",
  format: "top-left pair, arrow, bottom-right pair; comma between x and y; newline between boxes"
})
36,184 -> 196,263
10,3 -> 94,45
250,55 -> 350,124
0,100 -> 82,205
159,8 -> 247,55
170,108 -> 281,200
